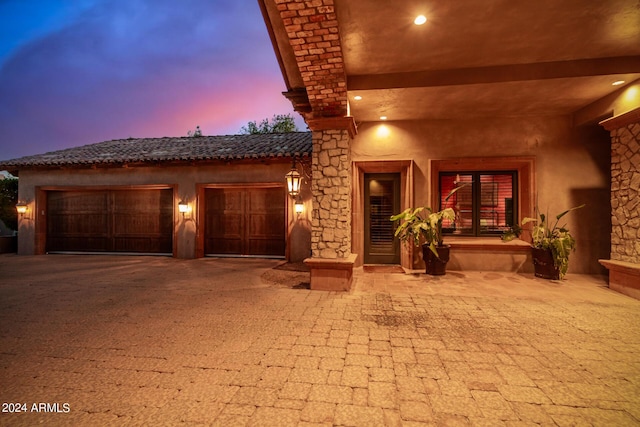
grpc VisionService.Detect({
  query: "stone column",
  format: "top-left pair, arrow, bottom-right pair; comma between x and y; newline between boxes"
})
311,129 -> 351,258
599,109 -> 640,299
304,120 -> 358,291
610,123 -> 640,261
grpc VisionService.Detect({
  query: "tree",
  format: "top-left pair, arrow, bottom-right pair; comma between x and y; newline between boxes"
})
240,114 -> 298,134
0,177 -> 19,231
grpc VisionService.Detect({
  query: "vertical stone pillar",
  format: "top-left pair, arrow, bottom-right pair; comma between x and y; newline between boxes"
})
609,122 -> 640,262
599,109 -> 640,299
311,129 -> 351,258
304,124 -> 357,291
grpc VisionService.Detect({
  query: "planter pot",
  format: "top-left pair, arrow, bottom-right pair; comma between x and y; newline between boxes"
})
532,247 -> 560,280
422,244 -> 450,276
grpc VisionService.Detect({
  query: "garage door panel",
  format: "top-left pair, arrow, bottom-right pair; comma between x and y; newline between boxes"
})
248,213 -> 284,238
247,237 -> 285,256
205,236 -> 243,254
205,187 -> 285,257
114,213 -> 172,235
113,236 -> 172,253
50,213 -> 109,234
48,191 -> 108,211
47,189 -> 173,254
223,191 -> 244,211
47,236 -> 110,252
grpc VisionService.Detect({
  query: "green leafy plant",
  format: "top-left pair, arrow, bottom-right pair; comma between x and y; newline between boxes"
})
390,185 -> 466,258
500,224 -> 522,242
522,204 -> 585,278
391,206 -> 455,258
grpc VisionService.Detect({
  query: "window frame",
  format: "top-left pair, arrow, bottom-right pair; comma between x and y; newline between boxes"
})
430,157 -> 535,241
439,170 -> 518,236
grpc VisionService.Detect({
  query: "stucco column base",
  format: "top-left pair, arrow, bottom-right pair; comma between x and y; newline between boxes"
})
599,259 -> 640,300
304,253 -> 357,292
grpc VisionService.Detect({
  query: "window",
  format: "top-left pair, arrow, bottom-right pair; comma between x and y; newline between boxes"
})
439,171 -> 517,236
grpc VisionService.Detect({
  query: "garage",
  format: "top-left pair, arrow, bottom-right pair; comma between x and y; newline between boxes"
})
204,186 -> 285,257
1,133 -> 312,259
46,189 -> 173,254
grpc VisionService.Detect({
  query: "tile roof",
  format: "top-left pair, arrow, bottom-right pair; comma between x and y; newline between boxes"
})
0,132 -> 312,170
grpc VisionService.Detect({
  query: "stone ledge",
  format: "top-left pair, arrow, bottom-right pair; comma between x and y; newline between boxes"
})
599,259 -> 640,300
305,253 -> 358,292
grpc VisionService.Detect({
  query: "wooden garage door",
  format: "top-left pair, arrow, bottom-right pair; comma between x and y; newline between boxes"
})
47,189 -> 173,254
204,187 -> 285,257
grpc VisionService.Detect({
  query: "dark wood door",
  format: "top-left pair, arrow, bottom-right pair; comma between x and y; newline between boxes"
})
204,187 -> 285,257
364,173 -> 400,264
47,189 -> 173,254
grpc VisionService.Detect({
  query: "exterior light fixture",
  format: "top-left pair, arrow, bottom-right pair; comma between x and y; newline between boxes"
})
178,200 -> 190,215
414,15 -> 427,25
16,202 -> 28,215
294,196 -> 304,214
285,160 -> 302,197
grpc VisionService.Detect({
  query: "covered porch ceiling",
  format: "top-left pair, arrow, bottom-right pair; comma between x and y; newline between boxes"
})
260,0 -> 640,124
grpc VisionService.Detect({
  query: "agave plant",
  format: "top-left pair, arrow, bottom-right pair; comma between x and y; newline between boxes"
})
522,204 -> 585,278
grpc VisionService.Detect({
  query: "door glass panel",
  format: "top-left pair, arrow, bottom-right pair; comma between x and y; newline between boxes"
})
369,179 -> 396,255
365,173 -> 400,264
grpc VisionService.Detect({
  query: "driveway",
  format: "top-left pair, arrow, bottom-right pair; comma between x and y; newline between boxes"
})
1,254 -> 639,426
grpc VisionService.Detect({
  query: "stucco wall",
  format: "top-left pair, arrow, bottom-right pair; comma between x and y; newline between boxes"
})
351,115 -> 611,274
16,161 -> 312,261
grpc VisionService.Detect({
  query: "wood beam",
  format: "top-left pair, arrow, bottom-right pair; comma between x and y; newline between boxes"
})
348,56 -> 640,90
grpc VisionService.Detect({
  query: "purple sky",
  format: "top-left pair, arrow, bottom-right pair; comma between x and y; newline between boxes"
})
0,0 -> 305,161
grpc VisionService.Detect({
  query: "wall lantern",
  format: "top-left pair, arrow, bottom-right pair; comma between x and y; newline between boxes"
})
285,161 -> 301,197
16,202 -> 28,215
294,197 -> 304,214
178,200 -> 190,216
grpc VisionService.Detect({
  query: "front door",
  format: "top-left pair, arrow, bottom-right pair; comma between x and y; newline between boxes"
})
364,173 -> 400,264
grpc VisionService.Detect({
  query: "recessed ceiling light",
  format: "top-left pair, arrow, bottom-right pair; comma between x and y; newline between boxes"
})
354,95 -> 362,100
380,116 -> 387,121
612,80 -> 625,86
414,15 -> 427,25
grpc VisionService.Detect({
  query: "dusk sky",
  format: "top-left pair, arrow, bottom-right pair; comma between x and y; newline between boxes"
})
0,0 -> 306,161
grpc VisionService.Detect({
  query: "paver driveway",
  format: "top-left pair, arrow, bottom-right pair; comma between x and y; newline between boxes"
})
1,254 -> 639,426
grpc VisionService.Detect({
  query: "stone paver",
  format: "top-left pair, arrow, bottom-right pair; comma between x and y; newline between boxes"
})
1,254 -> 640,426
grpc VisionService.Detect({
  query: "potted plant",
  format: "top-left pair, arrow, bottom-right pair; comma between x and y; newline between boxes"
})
521,204 -> 585,280
390,187 -> 464,275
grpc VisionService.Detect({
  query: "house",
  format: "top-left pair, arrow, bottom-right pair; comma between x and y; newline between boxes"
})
257,0 -> 640,295
2,1 -> 639,297
0,133 -> 312,262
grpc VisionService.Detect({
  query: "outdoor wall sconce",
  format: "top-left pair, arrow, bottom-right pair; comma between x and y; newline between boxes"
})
285,160 -> 301,197
16,202 -> 28,215
294,197 -> 304,215
178,200 -> 191,217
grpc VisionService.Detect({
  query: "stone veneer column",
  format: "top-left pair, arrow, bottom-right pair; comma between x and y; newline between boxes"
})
610,122 -> 640,261
311,129 -> 351,258
599,109 -> 640,299
303,127 -> 357,292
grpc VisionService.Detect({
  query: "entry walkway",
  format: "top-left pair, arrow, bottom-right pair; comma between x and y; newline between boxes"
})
1,255 -> 639,426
